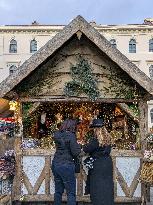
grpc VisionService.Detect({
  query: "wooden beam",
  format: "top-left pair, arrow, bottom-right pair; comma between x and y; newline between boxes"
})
23,171 -> 33,194
13,194 -> 141,203
20,96 -> 138,103
116,167 -> 130,197
21,148 -> 142,157
33,167 -> 46,194
14,155 -> 22,196
26,102 -> 41,116
111,150 -> 142,157
117,103 -> 139,123
138,101 -> 148,150
77,172 -> 83,197
129,167 -> 141,197
22,148 -> 55,156
45,156 -> 51,195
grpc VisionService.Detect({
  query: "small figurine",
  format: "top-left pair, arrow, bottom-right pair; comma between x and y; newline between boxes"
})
38,111 -> 48,138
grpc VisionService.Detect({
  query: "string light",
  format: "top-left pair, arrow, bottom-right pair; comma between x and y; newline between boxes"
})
22,102 -> 140,150
9,101 -> 18,111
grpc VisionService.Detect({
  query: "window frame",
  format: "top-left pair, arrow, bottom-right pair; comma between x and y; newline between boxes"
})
129,39 -> 136,53
150,108 -> 153,123
110,39 -> 117,48
149,65 -> 153,80
30,39 -> 37,53
9,65 -> 17,75
149,39 -> 153,52
9,39 -> 17,53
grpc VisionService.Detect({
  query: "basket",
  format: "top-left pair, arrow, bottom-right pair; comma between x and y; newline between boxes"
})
140,160 -> 153,185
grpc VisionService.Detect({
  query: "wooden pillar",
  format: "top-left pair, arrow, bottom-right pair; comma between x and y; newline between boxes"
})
12,103 -> 23,201
138,100 -> 148,151
14,101 -> 23,138
45,156 -> 51,195
12,138 -> 22,199
77,171 -> 83,197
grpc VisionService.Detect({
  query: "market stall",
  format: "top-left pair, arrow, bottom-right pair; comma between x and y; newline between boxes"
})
140,131 -> 153,204
0,16 -> 153,204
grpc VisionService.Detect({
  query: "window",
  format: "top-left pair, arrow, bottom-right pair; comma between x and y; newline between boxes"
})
149,65 -> 153,80
9,65 -> 17,75
110,39 -> 116,48
149,39 -> 153,52
30,39 -> 37,53
129,39 -> 136,53
150,108 -> 153,123
9,39 -> 17,53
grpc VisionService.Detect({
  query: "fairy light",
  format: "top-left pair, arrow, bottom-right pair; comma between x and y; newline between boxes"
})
21,102 -> 140,150
9,101 -> 18,111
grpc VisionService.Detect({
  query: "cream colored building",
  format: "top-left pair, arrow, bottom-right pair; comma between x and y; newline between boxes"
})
0,18 -> 153,128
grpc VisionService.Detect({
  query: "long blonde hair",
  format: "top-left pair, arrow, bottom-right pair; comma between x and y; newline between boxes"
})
94,126 -> 111,146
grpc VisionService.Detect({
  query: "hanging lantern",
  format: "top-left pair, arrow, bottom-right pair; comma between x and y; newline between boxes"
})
9,100 -> 17,111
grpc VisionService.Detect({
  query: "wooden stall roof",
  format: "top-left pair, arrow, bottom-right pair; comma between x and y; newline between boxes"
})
0,15 -> 153,99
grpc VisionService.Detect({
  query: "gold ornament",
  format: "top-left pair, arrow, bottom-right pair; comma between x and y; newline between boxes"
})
9,100 -> 18,111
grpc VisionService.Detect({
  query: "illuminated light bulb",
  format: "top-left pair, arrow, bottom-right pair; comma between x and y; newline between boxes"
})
9,101 -> 18,111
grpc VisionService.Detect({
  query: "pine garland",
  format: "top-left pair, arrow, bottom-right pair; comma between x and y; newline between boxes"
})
64,57 -> 100,100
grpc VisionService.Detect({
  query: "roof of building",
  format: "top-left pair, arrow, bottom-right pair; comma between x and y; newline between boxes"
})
0,15 -> 153,98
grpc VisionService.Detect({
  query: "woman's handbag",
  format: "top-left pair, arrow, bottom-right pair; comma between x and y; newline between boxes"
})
83,156 -> 96,170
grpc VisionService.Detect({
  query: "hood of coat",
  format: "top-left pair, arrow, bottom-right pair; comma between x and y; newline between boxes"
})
59,118 -> 78,133
53,119 -> 77,148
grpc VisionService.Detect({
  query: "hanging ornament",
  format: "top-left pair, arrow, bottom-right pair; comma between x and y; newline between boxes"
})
55,113 -> 63,124
9,101 -> 18,111
115,106 -> 123,116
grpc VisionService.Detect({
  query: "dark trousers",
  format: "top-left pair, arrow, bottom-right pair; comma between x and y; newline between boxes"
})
52,162 -> 76,205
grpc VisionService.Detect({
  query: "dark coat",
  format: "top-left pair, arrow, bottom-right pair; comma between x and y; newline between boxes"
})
83,137 -> 114,205
53,119 -> 81,164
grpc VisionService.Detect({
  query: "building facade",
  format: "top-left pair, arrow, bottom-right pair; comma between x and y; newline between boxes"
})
0,18 -> 153,128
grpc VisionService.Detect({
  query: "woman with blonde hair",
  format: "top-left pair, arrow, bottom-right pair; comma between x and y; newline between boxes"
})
83,118 -> 114,205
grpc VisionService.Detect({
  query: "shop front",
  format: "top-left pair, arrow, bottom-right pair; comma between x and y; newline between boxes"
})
0,16 -> 153,204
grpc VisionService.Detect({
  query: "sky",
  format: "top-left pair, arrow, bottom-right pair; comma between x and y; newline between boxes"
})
0,0 -> 153,26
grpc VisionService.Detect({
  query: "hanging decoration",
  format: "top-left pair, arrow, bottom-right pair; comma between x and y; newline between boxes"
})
64,57 -> 100,101
9,101 -> 18,111
73,105 -> 93,143
8,100 -> 22,136
21,102 -> 140,150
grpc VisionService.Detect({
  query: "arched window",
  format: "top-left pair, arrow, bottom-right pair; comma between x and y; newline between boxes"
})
110,39 -> 116,48
9,39 -> 17,53
150,108 -> 153,123
149,65 -> 153,80
9,65 -> 17,75
129,39 -> 136,53
149,39 -> 153,52
30,39 -> 37,53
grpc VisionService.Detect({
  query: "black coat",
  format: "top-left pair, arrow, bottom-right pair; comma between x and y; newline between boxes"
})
53,130 -> 81,164
83,137 -> 114,205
